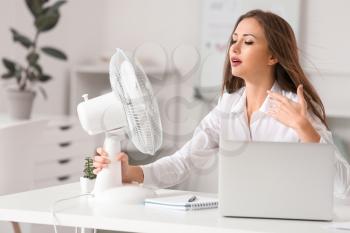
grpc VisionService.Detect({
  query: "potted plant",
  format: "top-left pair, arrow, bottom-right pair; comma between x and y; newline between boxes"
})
80,156 -> 96,194
1,0 -> 67,119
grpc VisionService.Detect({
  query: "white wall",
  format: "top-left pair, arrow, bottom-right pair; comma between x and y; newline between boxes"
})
0,0 -> 202,117
300,0 -> 350,73
1,0 -> 349,122
300,0 -> 350,117
0,0 -> 110,115
104,0 -> 201,53
0,1 -> 16,113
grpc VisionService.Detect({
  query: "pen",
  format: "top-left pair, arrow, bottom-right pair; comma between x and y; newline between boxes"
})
188,195 -> 197,202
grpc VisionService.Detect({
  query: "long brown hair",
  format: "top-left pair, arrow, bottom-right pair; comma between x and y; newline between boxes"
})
222,9 -> 328,127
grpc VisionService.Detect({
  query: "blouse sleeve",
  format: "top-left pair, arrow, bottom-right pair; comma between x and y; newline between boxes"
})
141,103 -> 222,189
308,113 -> 350,198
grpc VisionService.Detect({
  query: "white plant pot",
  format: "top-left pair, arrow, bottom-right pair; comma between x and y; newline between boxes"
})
80,177 -> 95,194
5,87 -> 36,120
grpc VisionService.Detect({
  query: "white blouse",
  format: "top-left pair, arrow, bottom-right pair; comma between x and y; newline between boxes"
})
141,82 -> 350,198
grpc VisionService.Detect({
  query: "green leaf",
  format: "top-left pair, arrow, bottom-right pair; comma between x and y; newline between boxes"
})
34,0 -> 66,32
2,58 -> 16,73
14,66 -> 23,84
38,74 -> 52,82
10,28 -> 33,48
27,52 -> 39,65
2,59 -> 23,82
41,47 -> 67,60
83,157 -> 96,179
32,64 -> 43,75
27,71 -> 37,81
38,85 -> 48,100
35,10 -> 60,32
27,63 -> 43,80
25,0 -> 48,17
50,0 -> 66,11
1,73 -> 15,79
26,0 -> 42,17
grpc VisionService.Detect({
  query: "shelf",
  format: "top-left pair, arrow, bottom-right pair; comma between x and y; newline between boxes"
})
73,63 -> 176,77
73,64 -> 109,74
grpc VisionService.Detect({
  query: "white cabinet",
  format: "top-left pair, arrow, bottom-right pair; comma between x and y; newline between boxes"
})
0,118 -> 46,195
0,115 -> 97,233
34,116 -> 97,189
0,114 -> 98,190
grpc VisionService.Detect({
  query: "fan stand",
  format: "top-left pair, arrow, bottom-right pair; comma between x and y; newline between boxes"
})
92,129 -> 156,204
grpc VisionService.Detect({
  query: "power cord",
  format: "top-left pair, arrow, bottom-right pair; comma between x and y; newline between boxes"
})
51,193 -> 95,233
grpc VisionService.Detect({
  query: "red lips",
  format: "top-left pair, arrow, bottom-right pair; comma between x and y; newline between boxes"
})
231,56 -> 242,67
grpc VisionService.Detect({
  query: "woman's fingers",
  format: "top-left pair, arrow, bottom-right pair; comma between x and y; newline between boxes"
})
93,167 -> 102,174
115,152 -> 130,182
271,99 -> 293,113
94,155 -> 110,163
116,152 -> 129,163
268,105 -> 287,117
93,161 -> 109,168
93,149 -> 129,175
267,90 -> 290,105
93,155 -> 109,174
297,85 -> 304,101
297,85 -> 307,110
95,147 -> 110,162
93,148 -> 111,172
96,147 -> 108,157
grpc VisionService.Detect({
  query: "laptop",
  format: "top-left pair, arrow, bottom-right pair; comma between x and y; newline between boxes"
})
218,140 -> 335,221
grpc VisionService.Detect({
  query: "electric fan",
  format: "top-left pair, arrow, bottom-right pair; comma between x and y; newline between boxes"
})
77,48 -> 162,204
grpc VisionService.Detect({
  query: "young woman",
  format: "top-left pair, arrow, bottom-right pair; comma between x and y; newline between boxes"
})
93,10 -> 350,198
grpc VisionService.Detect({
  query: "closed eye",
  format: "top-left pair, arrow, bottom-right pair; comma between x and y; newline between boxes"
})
232,40 -> 254,45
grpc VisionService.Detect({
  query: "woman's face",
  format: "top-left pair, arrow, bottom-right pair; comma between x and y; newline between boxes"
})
229,17 -> 276,82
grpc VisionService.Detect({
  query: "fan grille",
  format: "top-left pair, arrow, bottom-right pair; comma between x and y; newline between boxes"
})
109,49 -> 162,155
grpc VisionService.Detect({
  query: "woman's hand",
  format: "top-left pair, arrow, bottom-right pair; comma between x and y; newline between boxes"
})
267,85 -> 320,143
267,85 -> 308,129
93,148 -> 144,183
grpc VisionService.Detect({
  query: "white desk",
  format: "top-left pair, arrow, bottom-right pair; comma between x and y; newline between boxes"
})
0,183 -> 349,233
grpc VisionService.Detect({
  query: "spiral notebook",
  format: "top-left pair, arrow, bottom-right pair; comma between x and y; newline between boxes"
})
144,194 -> 218,211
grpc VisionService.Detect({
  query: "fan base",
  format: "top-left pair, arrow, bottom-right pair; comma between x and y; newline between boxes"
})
93,184 -> 156,205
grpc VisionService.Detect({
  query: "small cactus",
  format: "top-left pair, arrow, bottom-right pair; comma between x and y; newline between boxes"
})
83,157 -> 96,180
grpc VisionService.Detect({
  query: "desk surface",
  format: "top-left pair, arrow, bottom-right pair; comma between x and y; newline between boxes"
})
0,183 -> 349,233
